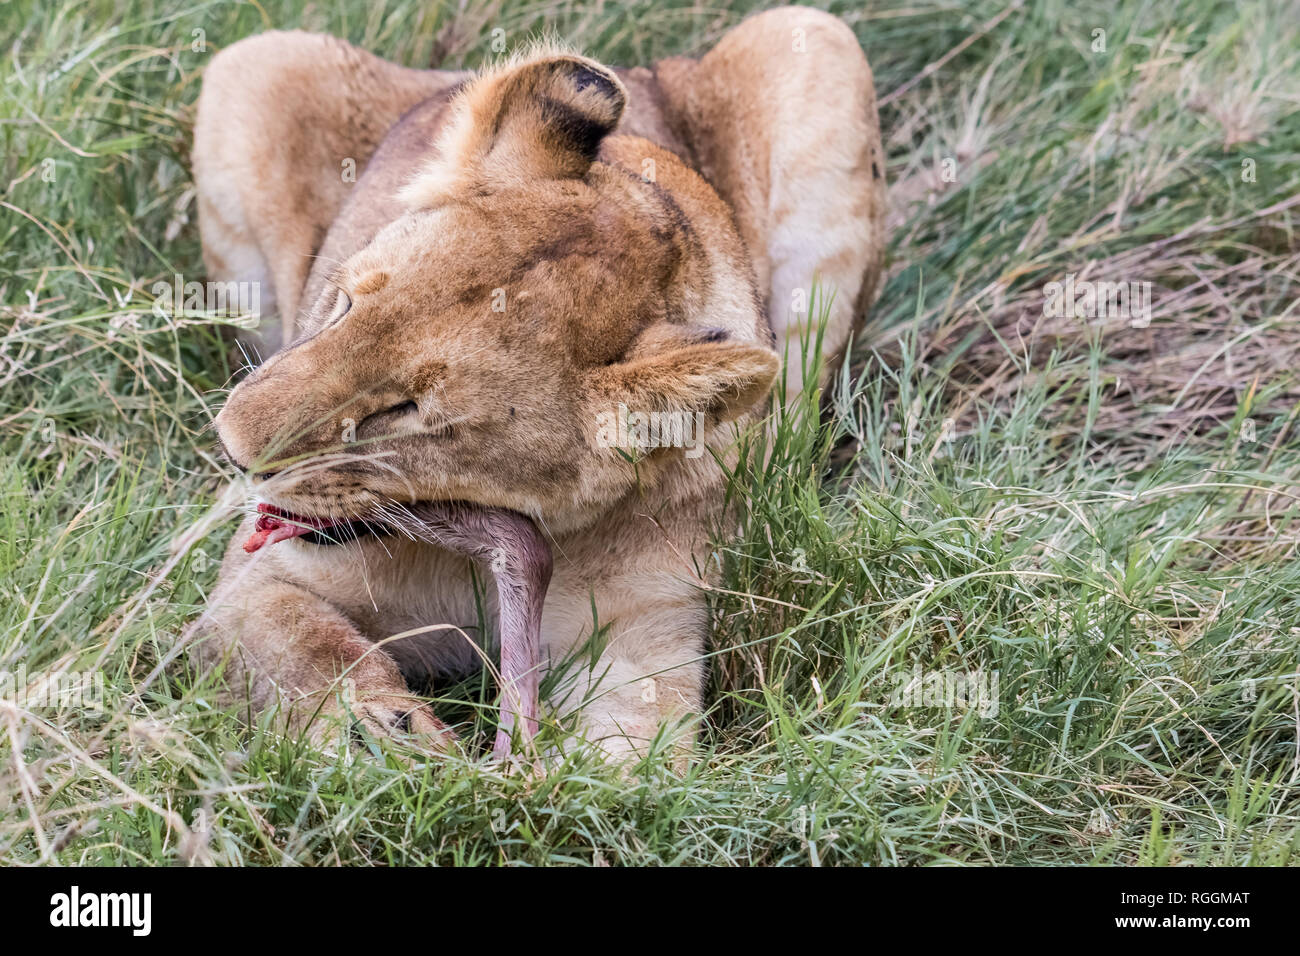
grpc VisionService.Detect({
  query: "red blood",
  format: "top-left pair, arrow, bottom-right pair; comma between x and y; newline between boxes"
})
242,503 -> 338,553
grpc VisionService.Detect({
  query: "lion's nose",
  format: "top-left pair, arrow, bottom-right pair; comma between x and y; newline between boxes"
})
216,436 -> 278,479
213,407 -> 274,477
215,435 -> 250,473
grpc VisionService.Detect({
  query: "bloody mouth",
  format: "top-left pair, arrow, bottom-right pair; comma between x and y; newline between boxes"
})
243,503 -> 344,553
239,498 -> 553,758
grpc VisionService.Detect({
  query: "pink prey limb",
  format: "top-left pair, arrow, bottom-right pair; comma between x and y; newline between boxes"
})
405,503 -> 552,758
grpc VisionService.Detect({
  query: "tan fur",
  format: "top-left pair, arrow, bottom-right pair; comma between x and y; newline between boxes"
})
188,7 -> 886,758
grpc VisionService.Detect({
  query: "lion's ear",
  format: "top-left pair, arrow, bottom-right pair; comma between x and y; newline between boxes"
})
404,52 -> 626,204
587,330 -> 780,426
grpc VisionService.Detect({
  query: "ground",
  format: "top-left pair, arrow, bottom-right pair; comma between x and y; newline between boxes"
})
1,0 -> 1298,865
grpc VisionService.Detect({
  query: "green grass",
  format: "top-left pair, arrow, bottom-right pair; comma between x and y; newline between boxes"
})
2,0 -> 1299,865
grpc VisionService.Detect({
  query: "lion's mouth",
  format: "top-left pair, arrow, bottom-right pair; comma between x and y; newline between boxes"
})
238,498 -> 552,757
242,503 -> 384,553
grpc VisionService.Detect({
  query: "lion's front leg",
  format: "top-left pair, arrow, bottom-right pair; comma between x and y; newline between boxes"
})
187,571 -> 453,752
567,648 -> 704,762
542,580 -> 707,762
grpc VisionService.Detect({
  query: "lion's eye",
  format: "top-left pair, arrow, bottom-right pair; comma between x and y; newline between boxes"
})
322,288 -> 352,327
334,290 -> 353,320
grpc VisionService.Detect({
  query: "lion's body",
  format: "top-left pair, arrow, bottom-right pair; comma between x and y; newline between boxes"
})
189,7 -> 886,755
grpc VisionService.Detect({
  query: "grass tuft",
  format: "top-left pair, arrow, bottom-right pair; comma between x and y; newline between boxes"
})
1,0 -> 1298,864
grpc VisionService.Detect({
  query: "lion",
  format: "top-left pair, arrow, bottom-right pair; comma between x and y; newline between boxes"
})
187,6 -> 886,759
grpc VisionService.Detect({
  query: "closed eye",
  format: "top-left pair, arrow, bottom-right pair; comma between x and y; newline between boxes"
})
358,399 -> 417,437
327,288 -> 352,326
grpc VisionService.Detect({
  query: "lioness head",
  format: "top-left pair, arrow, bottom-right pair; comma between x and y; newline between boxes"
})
214,49 -> 779,534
